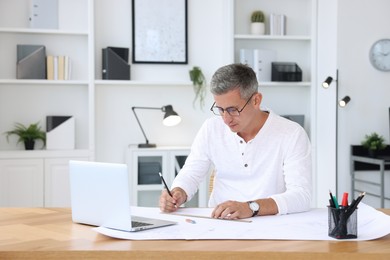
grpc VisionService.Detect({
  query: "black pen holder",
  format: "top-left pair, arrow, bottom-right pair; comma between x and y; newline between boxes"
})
328,207 -> 358,239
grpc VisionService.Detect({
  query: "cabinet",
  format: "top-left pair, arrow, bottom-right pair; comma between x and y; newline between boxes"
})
230,0 -> 316,136
126,146 -> 209,207
0,150 -> 89,207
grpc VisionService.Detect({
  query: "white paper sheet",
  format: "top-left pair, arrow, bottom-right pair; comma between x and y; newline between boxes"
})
94,203 -> 390,241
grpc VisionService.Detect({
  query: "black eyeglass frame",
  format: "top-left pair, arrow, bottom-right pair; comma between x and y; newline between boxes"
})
210,93 -> 255,117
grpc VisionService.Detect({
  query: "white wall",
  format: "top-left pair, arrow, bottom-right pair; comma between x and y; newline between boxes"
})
337,0 -> 390,208
94,0 -> 230,163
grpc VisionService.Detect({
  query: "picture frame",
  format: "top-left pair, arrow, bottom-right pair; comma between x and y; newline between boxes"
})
132,0 -> 188,64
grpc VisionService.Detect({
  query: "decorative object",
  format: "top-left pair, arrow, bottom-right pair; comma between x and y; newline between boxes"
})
369,39 -> 390,71
189,66 -> 206,109
321,70 -> 352,194
131,105 -> 181,148
4,122 -> 46,150
46,116 -> 75,150
132,0 -> 188,64
250,10 -> 265,35
361,132 -> 387,157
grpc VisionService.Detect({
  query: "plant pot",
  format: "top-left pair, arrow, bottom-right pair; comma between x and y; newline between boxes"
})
24,140 -> 35,150
251,22 -> 265,35
368,149 -> 377,157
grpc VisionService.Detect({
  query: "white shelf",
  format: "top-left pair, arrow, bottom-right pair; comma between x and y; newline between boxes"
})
235,34 -> 311,41
0,79 -> 89,85
260,81 -> 311,87
0,27 -> 88,36
0,149 -> 91,159
95,80 -> 192,86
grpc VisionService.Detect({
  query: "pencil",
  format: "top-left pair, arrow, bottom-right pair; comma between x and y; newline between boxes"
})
158,172 -> 173,197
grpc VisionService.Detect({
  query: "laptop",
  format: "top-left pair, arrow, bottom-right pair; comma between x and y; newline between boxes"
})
69,160 -> 177,232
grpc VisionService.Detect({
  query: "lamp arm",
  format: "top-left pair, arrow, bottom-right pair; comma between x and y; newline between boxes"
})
131,106 -> 163,145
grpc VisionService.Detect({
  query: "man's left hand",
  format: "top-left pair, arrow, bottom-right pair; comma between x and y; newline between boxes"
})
211,200 -> 252,219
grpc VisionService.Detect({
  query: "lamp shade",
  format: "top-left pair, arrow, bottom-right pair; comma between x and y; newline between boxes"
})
339,96 -> 351,107
162,105 -> 182,126
322,76 -> 333,88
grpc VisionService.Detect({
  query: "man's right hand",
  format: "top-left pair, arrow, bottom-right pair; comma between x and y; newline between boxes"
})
159,187 -> 187,212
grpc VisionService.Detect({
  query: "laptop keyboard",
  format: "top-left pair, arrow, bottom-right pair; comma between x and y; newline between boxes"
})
132,220 -> 153,228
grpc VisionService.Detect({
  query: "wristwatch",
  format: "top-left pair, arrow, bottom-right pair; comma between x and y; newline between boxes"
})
247,201 -> 260,217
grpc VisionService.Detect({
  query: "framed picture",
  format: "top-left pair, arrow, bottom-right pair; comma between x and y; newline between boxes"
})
132,0 -> 188,64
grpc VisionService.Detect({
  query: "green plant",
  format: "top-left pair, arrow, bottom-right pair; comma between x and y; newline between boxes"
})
361,132 -> 387,151
189,66 -> 206,109
4,122 -> 46,149
251,10 -> 265,23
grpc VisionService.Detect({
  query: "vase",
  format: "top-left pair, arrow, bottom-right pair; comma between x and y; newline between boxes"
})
24,140 -> 35,150
251,22 -> 265,35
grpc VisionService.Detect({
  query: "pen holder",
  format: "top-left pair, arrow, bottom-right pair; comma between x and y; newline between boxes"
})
328,207 -> 358,239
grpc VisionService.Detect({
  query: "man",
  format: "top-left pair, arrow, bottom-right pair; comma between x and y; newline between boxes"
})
159,63 -> 312,219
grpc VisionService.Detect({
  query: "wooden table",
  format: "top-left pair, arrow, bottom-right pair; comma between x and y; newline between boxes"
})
0,208 -> 389,259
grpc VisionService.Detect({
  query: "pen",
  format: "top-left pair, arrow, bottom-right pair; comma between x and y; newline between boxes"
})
332,195 -> 339,209
341,192 -> 349,207
329,190 -> 335,207
158,172 -> 173,197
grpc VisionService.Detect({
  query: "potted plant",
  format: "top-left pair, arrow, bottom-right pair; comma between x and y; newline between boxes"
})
189,66 -> 206,109
361,132 -> 387,157
4,122 -> 46,150
250,10 -> 265,35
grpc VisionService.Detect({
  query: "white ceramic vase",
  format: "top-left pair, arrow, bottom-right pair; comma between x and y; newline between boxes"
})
251,22 -> 265,35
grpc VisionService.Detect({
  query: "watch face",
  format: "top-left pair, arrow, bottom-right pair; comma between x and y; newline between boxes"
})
369,39 -> 390,71
249,201 -> 259,211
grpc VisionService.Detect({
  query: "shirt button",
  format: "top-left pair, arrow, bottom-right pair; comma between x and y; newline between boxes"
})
244,164 -> 248,167
240,140 -> 243,144
242,153 -> 244,156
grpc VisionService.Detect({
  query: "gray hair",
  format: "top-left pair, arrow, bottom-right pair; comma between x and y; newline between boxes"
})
210,63 -> 258,99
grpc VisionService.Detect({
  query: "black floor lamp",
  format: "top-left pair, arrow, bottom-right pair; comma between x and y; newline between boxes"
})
132,105 -> 181,148
322,69 -> 351,194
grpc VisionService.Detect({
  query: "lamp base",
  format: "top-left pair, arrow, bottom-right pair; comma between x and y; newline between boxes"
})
138,143 -> 157,148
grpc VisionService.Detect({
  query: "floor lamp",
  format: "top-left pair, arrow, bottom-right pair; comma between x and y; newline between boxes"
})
322,69 -> 351,195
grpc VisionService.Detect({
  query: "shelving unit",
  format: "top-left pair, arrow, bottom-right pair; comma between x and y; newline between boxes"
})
230,0 -> 317,135
0,0 -> 93,207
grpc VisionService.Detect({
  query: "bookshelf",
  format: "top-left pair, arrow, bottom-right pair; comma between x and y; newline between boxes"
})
230,0 -> 317,135
0,0 -> 93,207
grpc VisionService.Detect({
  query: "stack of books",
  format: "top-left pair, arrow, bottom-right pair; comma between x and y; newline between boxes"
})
46,55 -> 71,80
270,14 -> 286,36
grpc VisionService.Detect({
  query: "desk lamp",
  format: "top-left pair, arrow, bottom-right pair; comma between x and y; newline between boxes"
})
132,105 -> 181,148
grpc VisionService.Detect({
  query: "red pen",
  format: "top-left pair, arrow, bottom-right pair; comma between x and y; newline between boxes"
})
341,192 -> 349,207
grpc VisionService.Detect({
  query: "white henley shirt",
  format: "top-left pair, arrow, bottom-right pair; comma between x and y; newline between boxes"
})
171,110 -> 312,215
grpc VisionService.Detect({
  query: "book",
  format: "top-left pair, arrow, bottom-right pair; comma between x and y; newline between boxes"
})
46,55 -> 54,80
58,55 -> 65,80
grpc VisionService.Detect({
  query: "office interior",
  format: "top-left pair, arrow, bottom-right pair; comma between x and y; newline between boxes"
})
0,0 -> 389,209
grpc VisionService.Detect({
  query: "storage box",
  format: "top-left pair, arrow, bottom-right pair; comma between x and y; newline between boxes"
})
271,62 -> 302,82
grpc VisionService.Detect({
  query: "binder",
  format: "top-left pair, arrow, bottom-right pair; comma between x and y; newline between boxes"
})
17,44 -> 46,79
29,0 -> 59,29
102,47 -> 130,80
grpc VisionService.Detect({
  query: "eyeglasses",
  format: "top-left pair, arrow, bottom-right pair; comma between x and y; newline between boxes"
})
210,93 -> 255,117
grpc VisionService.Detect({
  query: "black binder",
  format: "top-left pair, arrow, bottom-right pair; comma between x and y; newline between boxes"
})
102,47 -> 130,80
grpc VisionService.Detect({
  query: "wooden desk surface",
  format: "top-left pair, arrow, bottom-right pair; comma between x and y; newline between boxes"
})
0,208 -> 389,260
